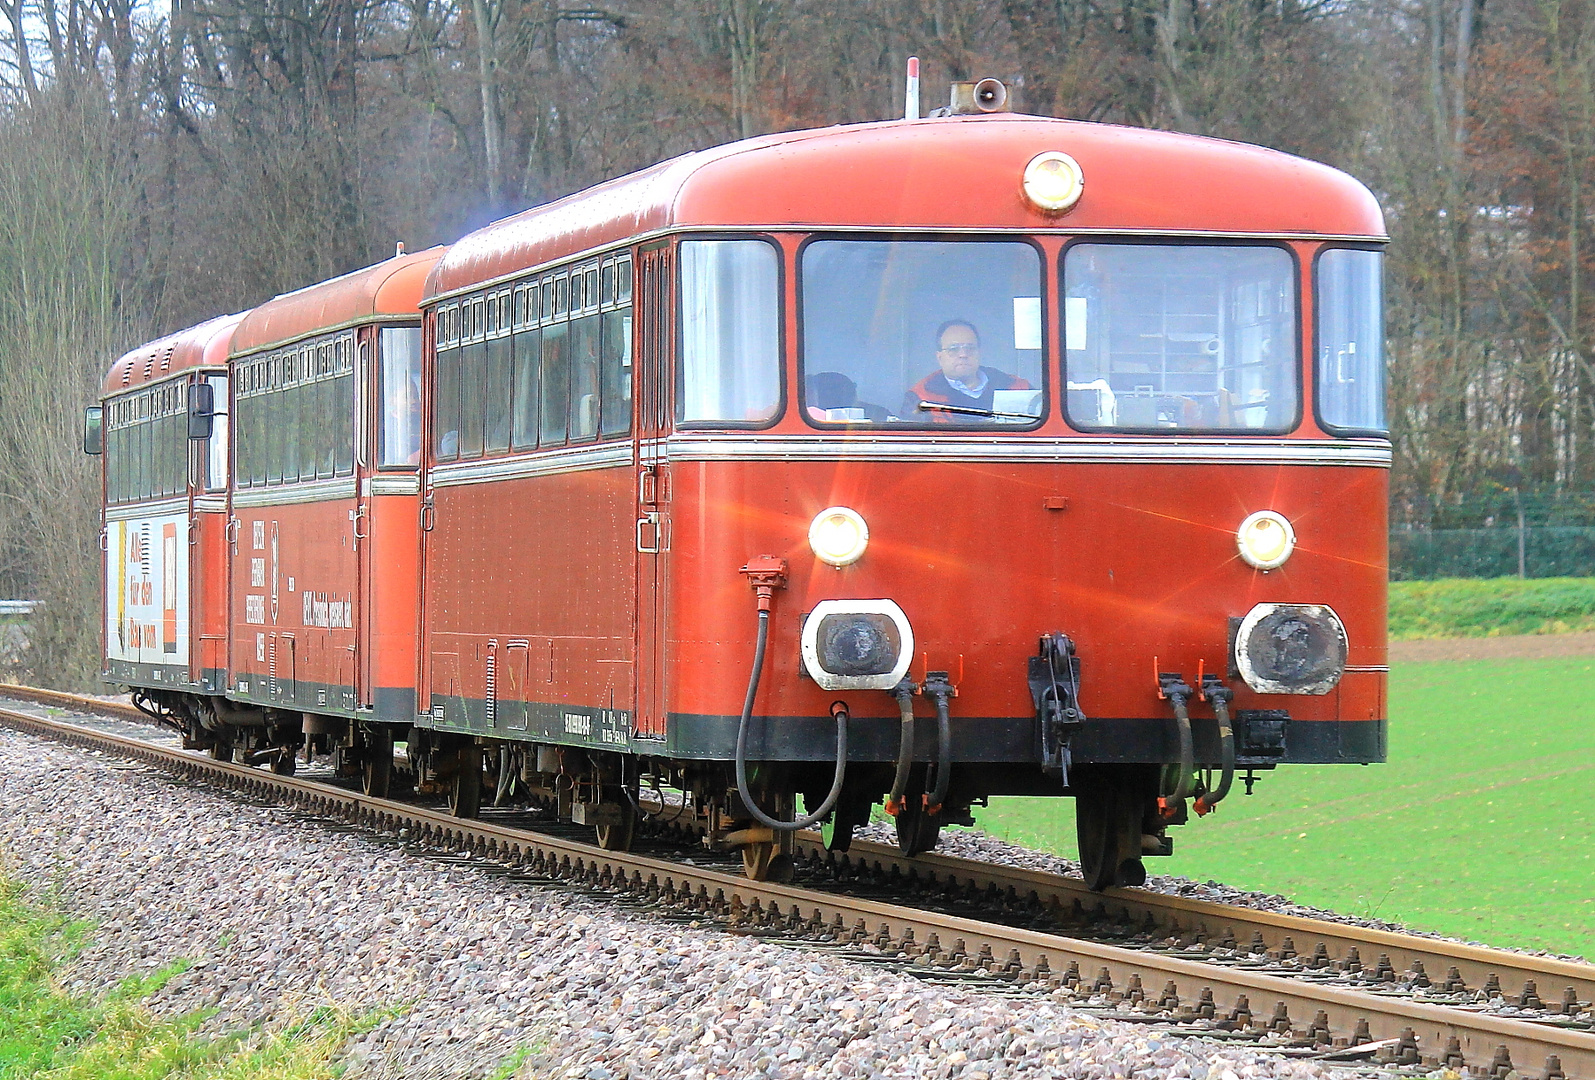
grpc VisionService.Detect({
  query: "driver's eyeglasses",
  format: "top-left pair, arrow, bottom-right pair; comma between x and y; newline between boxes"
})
938,343 -> 979,355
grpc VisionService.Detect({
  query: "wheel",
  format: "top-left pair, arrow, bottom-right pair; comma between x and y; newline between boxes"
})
270,748 -> 296,776
593,787 -> 637,851
894,800 -> 942,857
449,743 -> 482,818
1074,766 -> 1150,891
819,788 -> 873,853
741,840 -> 794,882
362,728 -> 394,799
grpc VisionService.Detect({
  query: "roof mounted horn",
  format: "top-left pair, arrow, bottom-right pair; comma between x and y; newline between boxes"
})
934,78 -> 1009,117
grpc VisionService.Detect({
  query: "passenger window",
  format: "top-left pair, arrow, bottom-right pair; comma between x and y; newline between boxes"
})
435,336 -> 460,461
801,239 -> 1042,426
283,381 -> 301,483
334,374 -> 354,475
266,387 -> 284,484
205,375 -> 229,492
379,327 -> 422,467
678,239 -> 781,425
459,335 -> 486,458
600,308 -> 632,438
540,321 -> 570,445
569,314 -> 600,441
485,331 -> 513,453
511,326 -> 541,450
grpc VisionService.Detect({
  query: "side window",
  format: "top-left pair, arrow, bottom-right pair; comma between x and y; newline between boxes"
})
379,326 -> 422,467
459,297 -> 486,459
600,255 -> 633,438
435,304 -> 461,461
205,375 -> 229,492
570,309 -> 601,442
540,315 -> 570,446
1316,247 -> 1386,434
266,364 -> 284,484
511,286 -> 541,450
283,364 -> 302,484
485,292 -> 513,454
678,239 -> 781,425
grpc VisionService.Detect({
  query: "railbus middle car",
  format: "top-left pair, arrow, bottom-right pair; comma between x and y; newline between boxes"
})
408,97 -> 1389,887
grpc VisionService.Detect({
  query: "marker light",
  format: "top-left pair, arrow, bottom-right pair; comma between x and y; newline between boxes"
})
1237,510 -> 1296,570
809,506 -> 869,567
1022,151 -> 1084,213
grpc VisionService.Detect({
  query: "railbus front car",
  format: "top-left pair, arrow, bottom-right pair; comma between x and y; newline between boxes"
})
415,108 -> 1388,887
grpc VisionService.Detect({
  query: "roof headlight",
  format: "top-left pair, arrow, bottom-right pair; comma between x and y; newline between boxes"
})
1237,510 -> 1296,570
809,506 -> 869,567
1022,151 -> 1084,213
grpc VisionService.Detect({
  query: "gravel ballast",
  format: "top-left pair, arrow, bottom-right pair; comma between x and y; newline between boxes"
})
0,728 -> 1350,1080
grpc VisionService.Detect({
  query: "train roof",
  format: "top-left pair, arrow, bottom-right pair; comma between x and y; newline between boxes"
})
428,114 -> 1386,299
231,245 -> 447,357
103,310 -> 248,396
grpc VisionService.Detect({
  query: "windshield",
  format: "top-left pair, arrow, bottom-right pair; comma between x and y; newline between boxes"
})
1063,244 -> 1298,433
801,239 -> 1044,426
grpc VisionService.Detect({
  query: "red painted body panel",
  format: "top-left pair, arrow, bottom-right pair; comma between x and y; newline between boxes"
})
666,457 -> 1386,724
424,466 -> 636,723
228,499 -> 359,705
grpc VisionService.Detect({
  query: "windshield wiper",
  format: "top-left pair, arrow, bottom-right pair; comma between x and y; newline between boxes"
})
916,400 -> 1036,421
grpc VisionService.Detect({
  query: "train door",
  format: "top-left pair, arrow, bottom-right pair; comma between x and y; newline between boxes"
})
633,243 -> 674,739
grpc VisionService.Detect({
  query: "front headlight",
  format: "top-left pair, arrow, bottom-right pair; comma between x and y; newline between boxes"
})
809,506 -> 869,567
1237,510 -> 1295,570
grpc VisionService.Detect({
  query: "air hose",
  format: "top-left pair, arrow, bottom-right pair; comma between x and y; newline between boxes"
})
1159,677 -> 1195,803
923,681 -> 954,815
734,609 -> 849,832
1194,689 -> 1235,815
885,681 -> 916,816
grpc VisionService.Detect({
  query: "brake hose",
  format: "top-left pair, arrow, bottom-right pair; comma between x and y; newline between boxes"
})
1160,680 -> 1195,803
885,681 -> 916,816
734,608 -> 849,832
923,681 -> 953,815
1194,690 -> 1235,815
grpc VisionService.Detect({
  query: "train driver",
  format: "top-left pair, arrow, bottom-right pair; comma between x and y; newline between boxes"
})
902,319 -> 1032,422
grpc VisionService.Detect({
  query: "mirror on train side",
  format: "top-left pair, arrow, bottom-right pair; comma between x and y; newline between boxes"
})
187,382 -> 214,440
82,406 -> 103,455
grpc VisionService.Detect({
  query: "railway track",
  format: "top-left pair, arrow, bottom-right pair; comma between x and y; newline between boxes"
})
2,683 -> 1591,1079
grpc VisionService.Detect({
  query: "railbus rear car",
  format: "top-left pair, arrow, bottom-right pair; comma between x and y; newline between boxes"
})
95,312 -> 244,703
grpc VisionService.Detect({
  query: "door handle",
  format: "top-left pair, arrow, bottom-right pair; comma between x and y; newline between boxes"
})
636,512 -> 660,553
351,505 -> 368,540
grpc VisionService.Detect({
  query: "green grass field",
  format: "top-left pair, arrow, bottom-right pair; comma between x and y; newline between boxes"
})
971,655 -> 1595,957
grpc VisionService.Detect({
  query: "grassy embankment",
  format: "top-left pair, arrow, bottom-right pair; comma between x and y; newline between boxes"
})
1388,576 -> 1595,638
971,577 -> 1595,957
0,875 -> 372,1079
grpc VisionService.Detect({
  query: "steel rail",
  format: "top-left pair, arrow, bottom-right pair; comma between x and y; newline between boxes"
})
814,837 -> 1595,1014
1,701 -> 1590,1079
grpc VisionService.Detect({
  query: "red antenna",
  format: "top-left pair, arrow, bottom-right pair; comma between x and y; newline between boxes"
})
905,56 -> 921,120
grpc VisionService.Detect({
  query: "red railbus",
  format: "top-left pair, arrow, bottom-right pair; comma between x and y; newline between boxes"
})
412,106 -> 1387,886
92,99 -> 1386,890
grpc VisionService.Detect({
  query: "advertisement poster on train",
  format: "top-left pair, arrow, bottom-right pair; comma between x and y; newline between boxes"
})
106,515 -> 188,667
